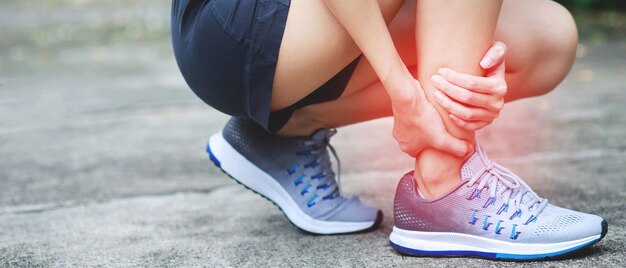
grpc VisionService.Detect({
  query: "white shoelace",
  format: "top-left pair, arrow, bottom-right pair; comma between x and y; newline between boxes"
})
467,144 -> 549,216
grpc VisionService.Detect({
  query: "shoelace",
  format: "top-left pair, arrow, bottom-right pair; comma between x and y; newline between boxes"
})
300,128 -> 343,201
467,144 -> 549,217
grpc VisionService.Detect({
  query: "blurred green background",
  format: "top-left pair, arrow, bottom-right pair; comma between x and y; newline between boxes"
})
1,0 -> 624,72
556,0 -> 626,43
557,0 -> 626,10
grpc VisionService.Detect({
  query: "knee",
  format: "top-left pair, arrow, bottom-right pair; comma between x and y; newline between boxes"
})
527,1 -> 578,96
543,2 -> 578,64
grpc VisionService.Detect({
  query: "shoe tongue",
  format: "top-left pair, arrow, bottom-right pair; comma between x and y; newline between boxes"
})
460,150 -> 485,181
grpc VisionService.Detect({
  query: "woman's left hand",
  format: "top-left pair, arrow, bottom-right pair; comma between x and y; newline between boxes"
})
431,41 -> 508,131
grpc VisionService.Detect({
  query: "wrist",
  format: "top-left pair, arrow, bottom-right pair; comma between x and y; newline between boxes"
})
384,72 -> 419,104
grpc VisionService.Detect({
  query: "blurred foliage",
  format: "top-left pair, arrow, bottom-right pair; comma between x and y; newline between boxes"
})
555,0 -> 626,42
556,0 -> 626,11
0,0 -> 624,69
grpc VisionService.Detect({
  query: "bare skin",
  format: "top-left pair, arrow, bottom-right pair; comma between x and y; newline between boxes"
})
278,0 -> 577,134
273,0 -> 578,199
413,0 -> 502,198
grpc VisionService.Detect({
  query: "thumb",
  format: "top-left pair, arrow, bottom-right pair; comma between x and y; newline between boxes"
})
433,134 -> 473,158
480,41 -> 507,69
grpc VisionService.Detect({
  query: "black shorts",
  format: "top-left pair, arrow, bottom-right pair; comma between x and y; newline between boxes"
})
171,0 -> 360,133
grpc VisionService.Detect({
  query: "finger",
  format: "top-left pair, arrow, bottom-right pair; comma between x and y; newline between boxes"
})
432,74 -> 491,108
434,91 -> 497,121
480,41 -> 507,69
438,68 -> 498,94
432,133 -> 471,157
449,114 -> 491,131
484,61 -> 507,97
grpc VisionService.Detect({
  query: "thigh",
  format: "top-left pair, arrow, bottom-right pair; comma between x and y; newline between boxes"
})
271,0 -> 405,111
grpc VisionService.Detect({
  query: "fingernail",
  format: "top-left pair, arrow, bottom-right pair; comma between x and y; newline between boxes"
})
431,75 -> 441,84
480,57 -> 493,68
438,68 -> 448,76
434,91 -> 444,102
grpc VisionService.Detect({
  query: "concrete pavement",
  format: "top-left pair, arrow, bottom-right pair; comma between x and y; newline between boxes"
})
1,1 -> 624,267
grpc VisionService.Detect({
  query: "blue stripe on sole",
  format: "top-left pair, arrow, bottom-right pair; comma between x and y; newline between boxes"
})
390,238 -> 600,260
390,242 -> 496,258
206,143 -> 221,167
495,238 -> 599,260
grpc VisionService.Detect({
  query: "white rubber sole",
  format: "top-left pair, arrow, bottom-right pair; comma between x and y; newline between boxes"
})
208,132 -> 377,234
389,226 -> 601,259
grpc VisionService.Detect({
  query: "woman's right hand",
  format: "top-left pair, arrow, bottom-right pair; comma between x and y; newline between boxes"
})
391,79 -> 472,158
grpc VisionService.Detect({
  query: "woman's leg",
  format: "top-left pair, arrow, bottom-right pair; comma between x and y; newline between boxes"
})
279,0 -> 578,189
276,0 -> 416,137
412,0 -> 503,198
280,0 -> 577,135
270,0 -> 406,112
496,0 -> 578,102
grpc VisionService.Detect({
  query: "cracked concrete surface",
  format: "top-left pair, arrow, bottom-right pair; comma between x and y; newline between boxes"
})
1,0 -> 625,267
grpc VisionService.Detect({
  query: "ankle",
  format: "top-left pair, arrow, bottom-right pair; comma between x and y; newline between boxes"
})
413,148 -> 467,200
276,107 -> 328,137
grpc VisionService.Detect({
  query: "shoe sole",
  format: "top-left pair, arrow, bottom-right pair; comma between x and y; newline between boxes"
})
207,132 -> 381,235
389,222 -> 607,260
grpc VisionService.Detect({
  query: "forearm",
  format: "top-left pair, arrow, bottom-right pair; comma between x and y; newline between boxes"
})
322,0 -> 413,103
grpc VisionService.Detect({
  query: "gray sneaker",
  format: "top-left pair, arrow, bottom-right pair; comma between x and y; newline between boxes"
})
390,144 -> 608,260
207,117 -> 382,234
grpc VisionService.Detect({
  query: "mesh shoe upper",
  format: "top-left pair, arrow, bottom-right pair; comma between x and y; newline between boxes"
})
222,117 -> 379,222
394,145 -> 604,244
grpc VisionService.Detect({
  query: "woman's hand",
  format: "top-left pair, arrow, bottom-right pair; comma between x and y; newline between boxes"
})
431,41 -> 508,131
391,79 -> 472,158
